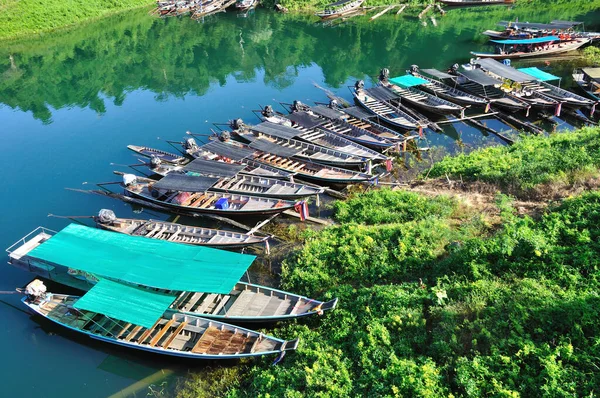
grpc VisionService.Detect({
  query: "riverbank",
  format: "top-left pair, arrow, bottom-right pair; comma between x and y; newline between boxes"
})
0,0 -> 153,40
176,126 -> 600,396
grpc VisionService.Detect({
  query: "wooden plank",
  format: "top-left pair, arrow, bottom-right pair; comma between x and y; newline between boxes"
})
162,321 -> 187,348
116,323 -> 132,338
149,319 -> 175,347
194,293 -> 217,314
124,325 -> 143,342
191,326 -> 218,353
136,319 -> 162,343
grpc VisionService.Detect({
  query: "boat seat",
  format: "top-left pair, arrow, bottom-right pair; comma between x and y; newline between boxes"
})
163,321 -> 187,348
149,319 -> 175,347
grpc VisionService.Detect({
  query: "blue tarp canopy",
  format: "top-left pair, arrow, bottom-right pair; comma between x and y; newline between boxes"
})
28,224 -> 255,294
389,75 -> 428,88
74,279 -> 176,328
517,67 -> 560,82
492,36 -> 560,45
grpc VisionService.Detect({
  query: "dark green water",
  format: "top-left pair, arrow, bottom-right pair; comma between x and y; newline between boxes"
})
1,3 -> 599,397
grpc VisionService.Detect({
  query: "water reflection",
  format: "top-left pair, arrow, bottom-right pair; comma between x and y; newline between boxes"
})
1,2 -> 599,124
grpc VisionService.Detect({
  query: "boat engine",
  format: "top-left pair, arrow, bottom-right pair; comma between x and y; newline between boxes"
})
184,137 -> 198,151
448,63 -> 459,74
97,209 -> 117,224
328,99 -> 339,109
25,280 -> 47,302
379,68 -> 390,82
291,100 -> 309,113
122,174 -> 137,187
150,155 -> 162,169
354,80 -> 365,91
262,105 -> 275,117
231,118 -> 245,131
409,65 -> 419,74
219,131 -> 231,142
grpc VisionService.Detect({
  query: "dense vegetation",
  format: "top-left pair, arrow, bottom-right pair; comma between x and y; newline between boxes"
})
176,127 -> 600,397
584,46 -> 600,65
0,0 -> 152,40
427,127 -> 600,195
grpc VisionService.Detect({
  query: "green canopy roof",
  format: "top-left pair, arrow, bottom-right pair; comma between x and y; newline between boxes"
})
389,75 -> 428,88
517,67 -> 560,82
74,279 -> 176,328
29,224 -> 254,294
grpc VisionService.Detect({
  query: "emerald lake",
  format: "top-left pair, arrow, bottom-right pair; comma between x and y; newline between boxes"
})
1,3 -> 600,396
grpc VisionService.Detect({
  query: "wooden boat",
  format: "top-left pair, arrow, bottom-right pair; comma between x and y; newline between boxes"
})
328,104 -> 412,142
509,67 -> 595,110
122,174 -> 298,216
169,283 -> 338,322
449,67 -> 531,112
191,0 -> 235,19
471,37 -> 590,59
227,123 -> 372,168
235,0 -> 257,11
380,69 -> 465,116
9,228 -> 337,324
409,67 -> 488,107
468,59 -> 561,110
140,160 -> 323,199
259,106 -> 293,127
138,142 -> 296,180
23,281 -> 298,359
315,0 -> 364,20
352,81 -> 424,131
236,119 -> 388,162
572,68 -> 600,101
437,0 -> 513,6
284,102 -> 401,150
95,210 -> 268,248
128,145 -> 187,165
199,139 -> 373,184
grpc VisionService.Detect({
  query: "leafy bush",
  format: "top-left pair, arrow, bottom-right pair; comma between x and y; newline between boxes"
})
213,185 -> 600,398
426,127 -> 600,193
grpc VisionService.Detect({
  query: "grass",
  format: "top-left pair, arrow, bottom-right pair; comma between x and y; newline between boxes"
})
0,0 -> 153,40
425,127 -> 600,196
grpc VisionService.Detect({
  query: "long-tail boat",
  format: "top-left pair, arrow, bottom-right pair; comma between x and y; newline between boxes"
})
379,69 -> 465,116
236,0 -> 257,11
95,209 -> 268,247
139,141 -> 296,180
22,280 -> 298,359
283,101 -> 403,150
517,67 -> 596,110
471,36 -> 590,59
315,0 -> 365,20
232,119 -> 388,162
469,59 -> 561,110
447,65 -> 531,113
121,174 -> 299,216
139,158 -> 323,199
408,66 -> 489,107
194,139 -> 373,184
352,81 -> 424,131
128,145 -> 187,164
9,225 -> 338,323
327,103 -> 413,142
573,68 -> 600,101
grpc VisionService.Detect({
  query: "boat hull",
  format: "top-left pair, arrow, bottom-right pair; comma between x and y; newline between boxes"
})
24,297 -> 295,359
124,188 -> 296,217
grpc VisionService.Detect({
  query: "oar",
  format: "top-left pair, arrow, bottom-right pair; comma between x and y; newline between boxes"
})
48,214 -> 94,219
109,162 -> 148,168
185,131 -> 214,138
